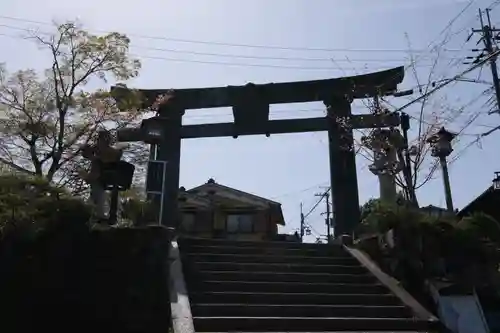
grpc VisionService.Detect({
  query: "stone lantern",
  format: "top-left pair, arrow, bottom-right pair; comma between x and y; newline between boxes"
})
364,128 -> 404,203
426,127 -> 456,212
427,127 -> 456,159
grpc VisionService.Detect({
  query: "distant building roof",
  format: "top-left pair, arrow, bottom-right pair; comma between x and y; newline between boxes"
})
457,185 -> 500,220
421,205 -> 447,212
185,179 -> 285,225
188,178 -> 282,206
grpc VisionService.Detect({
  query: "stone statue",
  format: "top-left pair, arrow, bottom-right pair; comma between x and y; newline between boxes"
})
79,130 -> 124,221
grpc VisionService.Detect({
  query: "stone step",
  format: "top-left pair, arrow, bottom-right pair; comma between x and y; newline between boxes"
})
191,270 -> 378,284
183,253 -> 359,266
186,261 -> 368,275
189,292 -> 403,306
193,316 -> 438,332
179,237 -> 344,250
191,303 -> 413,319
189,280 -> 390,295
180,244 -> 350,257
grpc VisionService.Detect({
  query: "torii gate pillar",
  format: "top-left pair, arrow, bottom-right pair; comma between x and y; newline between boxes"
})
145,101 -> 184,229
325,95 -> 359,236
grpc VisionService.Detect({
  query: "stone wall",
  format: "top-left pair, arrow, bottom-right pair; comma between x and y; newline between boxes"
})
0,225 -> 171,333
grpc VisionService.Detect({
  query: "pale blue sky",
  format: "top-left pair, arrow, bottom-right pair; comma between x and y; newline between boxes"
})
1,0 -> 500,240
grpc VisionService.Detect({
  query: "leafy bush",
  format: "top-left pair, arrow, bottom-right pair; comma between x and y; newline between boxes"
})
357,198 -> 500,284
109,187 -> 159,226
457,212 -> 500,245
0,174 -> 91,247
120,194 -> 158,226
357,198 -> 434,236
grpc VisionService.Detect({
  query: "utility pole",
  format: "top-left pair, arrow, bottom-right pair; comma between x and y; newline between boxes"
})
300,203 -> 305,242
315,190 -> 331,243
466,8 -> 500,111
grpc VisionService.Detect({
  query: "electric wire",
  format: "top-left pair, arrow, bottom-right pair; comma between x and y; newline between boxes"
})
303,191 -> 327,220
394,49 -> 500,113
0,23 -> 460,64
0,28 -> 454,71
0,14 -> 472,53
0,6 -> 483,76
487,0 -> 500,11
0,29 -> 441,71
400,0 -> 477,81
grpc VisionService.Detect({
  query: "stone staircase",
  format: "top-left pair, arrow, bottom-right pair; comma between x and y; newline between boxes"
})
178,237 -> 443,332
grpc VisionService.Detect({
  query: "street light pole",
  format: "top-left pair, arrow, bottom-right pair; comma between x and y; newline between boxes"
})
439,156 -> 454,212
427,127 -> 456,212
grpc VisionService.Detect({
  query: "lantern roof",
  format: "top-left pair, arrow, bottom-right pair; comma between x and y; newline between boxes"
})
426,126 -> 456,143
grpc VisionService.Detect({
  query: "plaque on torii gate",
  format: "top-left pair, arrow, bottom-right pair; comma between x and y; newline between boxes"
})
111,66 -> 405,237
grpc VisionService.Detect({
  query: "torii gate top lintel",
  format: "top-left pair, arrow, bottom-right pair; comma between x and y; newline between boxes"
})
111,66 -> 404,111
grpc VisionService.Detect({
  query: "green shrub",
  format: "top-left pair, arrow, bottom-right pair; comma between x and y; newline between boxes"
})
120,193 -> 158,226
357,197 -> 500,283
357,198 -> 425,236
0,174 -> 91,246
457,212 -> 500,245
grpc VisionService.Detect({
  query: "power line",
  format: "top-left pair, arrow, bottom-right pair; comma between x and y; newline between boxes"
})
183,104 -> 379,121
402,0 -> 477,79
128,53 -> 411,71
351,0 -> 479,109
431,0 -> 477,47
303,189 -> 329,219
0,14 -> 472,53
127,47 -> 452,64
269,181 -> 329,200
444,96 -> 498,166
449,136 -> 483,165
407,89 -> 492,134
465,7 -> 500,112
0,32 -> 402,71
428,0 -> 476,48
395,48 -> 500,113
430,94 -> 499,166
0,29 -> 445,71
379,89 -> 492,168
130,48 -> 460,63
0,11 -> 481,76
0,23 -> 465,64
315,190 -> 332,242
486,0 -> 500,11
270,152 -> 379,202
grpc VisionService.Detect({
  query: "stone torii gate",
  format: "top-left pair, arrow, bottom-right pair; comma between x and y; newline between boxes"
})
111,66 -> 405,236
